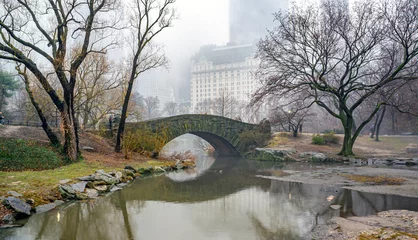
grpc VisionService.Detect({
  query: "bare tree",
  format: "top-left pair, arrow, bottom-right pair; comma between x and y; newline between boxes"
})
115,0 -> 176,152
163,101 -> 178,116
16,65 -> 60,145
253,0 -> 418,156
0,0 -> 121,161
212,88 -> 237,118
194,99 -> 212,114
143,96 -> 160,119
74,53 -> 123,129
269,98 -> 313,137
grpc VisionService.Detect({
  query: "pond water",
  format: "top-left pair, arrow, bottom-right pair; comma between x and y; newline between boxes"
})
2,156 -> 418,240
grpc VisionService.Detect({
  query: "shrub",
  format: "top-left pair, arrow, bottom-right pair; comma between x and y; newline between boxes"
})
311,134 -> 325,145
123,125 -> 170,159
0,139 -> 64,171
322,129 -> 344,134
322,132 -> 340,144
239,130 -> 271,150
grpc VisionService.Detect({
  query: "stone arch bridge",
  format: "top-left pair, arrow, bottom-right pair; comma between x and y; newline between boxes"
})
126,114 -> 270,156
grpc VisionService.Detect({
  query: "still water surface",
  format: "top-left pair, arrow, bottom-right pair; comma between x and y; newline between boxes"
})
2,157 -> 418,240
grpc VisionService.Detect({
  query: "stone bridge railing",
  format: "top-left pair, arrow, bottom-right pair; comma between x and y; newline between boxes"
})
126,114 -> 271,156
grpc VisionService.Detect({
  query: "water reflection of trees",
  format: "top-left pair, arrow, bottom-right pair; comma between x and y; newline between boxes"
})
250,214 -> 300,240
4,169 -> 418,240
2,191 -> 146,240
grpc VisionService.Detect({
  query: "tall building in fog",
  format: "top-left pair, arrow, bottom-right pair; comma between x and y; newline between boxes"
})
189,1 -> 290,116
190,44 -> 259,113
229,0 -> 289,44
136,70 -> 175,110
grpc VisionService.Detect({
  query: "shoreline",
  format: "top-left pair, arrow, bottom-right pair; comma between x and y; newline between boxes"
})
257,165 -> 418,239
0,160 -> 196,229
258,165 -> 418,198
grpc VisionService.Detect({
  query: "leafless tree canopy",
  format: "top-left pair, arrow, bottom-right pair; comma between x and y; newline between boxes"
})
143,96 -> 160,119
212,88 -> 237,118
164,101 -> 178,116
115,0 -> 177,152
253,0 -> 418,155
0,0 -> 122,160
74,52 -> 123,129
269,97 -> 314,137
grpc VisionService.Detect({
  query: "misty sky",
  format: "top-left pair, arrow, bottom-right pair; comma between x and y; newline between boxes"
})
144,0 -> 230,101
149,0 -> 358,101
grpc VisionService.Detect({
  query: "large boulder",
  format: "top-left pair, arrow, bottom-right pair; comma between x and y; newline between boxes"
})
124,165 -> 137,173
311,153 -> 327,162
300,152 -> 331,162
2,197 -> 31,219
78,170 -> 120,185
138,167 -> 153,175
70,181 -> 88,193
123,169 -> 135,178
86,189 -> 99,198
95,170 -> 120,184
245,148 -> 295,161
58,185 -> 76,199
35,203 -> 56,214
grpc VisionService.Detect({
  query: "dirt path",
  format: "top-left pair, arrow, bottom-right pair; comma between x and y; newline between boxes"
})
0,126 -> 50,142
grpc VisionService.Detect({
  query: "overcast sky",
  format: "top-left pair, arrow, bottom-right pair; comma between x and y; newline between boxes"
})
134,0 -> 358,101
141,0 -> 229,101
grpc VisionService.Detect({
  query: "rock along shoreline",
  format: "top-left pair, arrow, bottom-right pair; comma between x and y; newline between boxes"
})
0,160 -> 195,229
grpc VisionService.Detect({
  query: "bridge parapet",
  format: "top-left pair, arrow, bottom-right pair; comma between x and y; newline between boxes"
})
126,114 -> 270,156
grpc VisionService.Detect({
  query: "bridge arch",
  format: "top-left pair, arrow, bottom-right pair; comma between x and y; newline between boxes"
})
127,114 -> 270,156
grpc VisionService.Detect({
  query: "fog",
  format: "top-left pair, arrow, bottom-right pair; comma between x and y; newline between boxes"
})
135,0 -> 289,102
135,0 -> 230,101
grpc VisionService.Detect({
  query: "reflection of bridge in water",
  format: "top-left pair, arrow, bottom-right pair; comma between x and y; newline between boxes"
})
127,114 -> 270,156
122,158 -> 418,217
122,157 -> 269,203
5,160 -> 418,240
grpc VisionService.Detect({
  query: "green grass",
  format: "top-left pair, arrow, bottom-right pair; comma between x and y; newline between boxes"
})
0,159 -> 176,205
0,138 -> 64,171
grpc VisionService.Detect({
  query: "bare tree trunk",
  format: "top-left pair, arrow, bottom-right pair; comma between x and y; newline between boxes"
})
62,89 -> 79,161
339,112 -> 355,156
23,77 -> 61,146
371,111 -> 380,138
115,77 -> 135,153
352,120 -> 357,136
391,107 -> 397,135
118,191 -> 134,240
375,106 -> 386,142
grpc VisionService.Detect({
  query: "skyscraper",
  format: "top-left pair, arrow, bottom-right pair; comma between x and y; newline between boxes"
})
229,0 -> 289,44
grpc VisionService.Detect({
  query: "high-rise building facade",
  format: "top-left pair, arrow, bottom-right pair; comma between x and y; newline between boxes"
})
190,44 -> 259,113
190,1 -> 290,115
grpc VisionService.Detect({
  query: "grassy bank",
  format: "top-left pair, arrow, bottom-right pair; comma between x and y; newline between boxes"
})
0,139 -> 64,171
0,131 -> 176,206
0,158 -> 175,205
